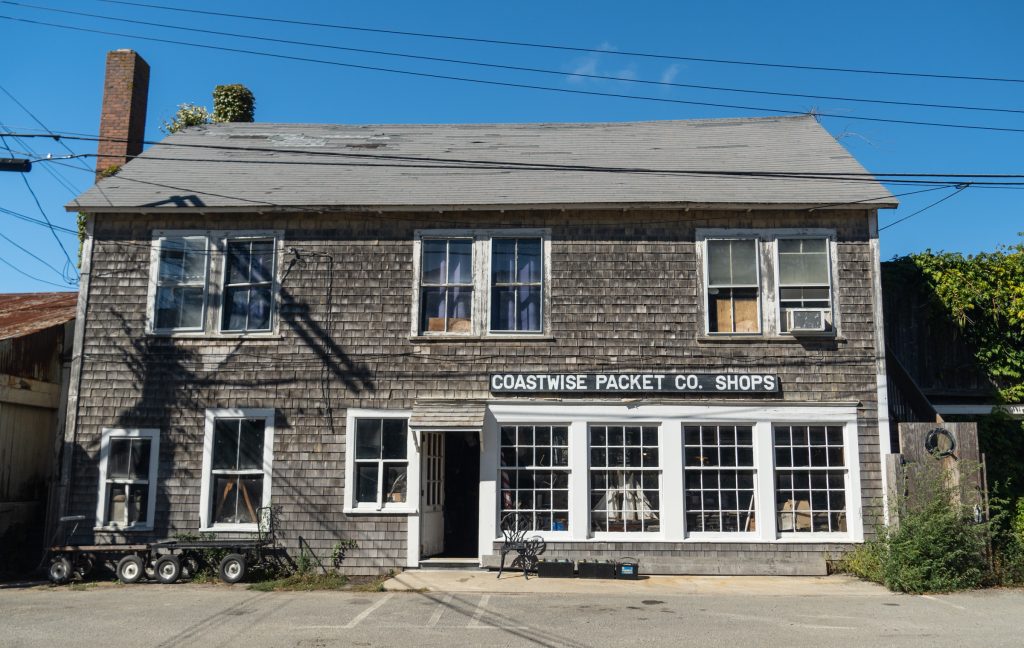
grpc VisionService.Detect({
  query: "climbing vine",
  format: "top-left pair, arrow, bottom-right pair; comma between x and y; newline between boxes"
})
891,235 -> 1024,403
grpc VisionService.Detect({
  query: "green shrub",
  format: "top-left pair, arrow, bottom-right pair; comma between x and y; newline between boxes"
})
835,539 -> 886,584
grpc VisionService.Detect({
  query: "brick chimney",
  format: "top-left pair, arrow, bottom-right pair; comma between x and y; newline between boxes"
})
95,49 -> 149,178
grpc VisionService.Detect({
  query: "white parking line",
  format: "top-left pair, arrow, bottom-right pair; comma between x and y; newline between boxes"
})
467,594 -> 491,628
426,593 -> 454,628
921,595 -> 967,611
343,593 -> 394,629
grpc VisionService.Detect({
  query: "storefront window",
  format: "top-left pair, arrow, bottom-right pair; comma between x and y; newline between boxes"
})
774,425 -> 847,533
500,425 -> 569,531
684,424 -> 756,533
589,425 -> 660,533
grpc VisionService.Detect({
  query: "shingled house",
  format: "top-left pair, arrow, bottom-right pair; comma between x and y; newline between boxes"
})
61,51 -> 898,576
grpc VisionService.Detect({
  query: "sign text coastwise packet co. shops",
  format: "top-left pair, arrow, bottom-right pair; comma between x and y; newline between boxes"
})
489,373 -> 780,394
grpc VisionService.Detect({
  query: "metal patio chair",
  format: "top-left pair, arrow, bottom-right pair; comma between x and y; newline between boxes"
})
497,513 -> 546,579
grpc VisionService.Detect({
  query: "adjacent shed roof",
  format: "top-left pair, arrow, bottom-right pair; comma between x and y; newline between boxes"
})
69,115 -> 897,212
0,292 -> 77,341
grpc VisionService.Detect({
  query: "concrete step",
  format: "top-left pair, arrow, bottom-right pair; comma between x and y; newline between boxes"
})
418,557 -> 484,570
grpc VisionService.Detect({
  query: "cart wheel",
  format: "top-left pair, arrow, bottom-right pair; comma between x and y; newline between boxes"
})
116,555 -> 145,584
48,556 -> 73,585
218,554 -> 247,584
155,556 -> 181,584
181,556 -> 200,580
74,555 -> 95,578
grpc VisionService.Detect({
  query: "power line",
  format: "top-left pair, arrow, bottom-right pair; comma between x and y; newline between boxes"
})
6,1 -> 1023,116
3,13 -> 1024,136
1,135 -> 79,278
0,205 -> 78,234
16,132 -> 1024,185
0,229 -> 74,281
0,252 -> 76,288
0,82 -> 93,175
879,185 -> 970,232
95,0 -> 1024,85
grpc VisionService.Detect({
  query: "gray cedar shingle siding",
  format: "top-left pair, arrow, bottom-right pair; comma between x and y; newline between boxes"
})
67,208 -> 881,575
68,116 -> 897,211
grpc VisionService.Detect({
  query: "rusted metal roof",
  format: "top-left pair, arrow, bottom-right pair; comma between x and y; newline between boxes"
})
0,292 -> 77,341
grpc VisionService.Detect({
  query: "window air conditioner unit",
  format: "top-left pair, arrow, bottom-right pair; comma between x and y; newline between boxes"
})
787,308 -> 830,334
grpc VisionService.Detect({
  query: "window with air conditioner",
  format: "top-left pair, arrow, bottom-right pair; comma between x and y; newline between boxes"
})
777,238 -> 833,334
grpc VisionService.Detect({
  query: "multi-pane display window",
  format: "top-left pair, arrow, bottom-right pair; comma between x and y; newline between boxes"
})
154,236 -> 208,331
500,425 -> 569,531
490,238 -> 543,332
774,425 -> 847,533
683,424 -> 756,533
589,425 -> 660,533
777,238 -> 832,332
221,238 -> 275,332
101,436 -> 154,527
210,417 -> 268,525
420,238 -> 473,334
354,418 -> 409,506
706,239 -> 759,333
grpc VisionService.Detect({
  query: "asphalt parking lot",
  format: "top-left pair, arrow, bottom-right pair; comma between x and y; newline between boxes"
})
2,576 -> 1022,647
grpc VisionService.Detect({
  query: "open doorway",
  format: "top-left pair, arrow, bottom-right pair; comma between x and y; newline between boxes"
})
420,431 -> 479,559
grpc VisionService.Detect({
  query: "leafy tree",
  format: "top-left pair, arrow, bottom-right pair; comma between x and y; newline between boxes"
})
160,85 -> 256,134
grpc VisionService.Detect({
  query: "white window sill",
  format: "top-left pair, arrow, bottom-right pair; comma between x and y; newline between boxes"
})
344,505 -> 418,515
93,525 -> 153,533
774,533 -> 859,543
199,524 -> 260,533
148,331 -> 282,340
697,334 -> 844,344
409,334 -> 553,343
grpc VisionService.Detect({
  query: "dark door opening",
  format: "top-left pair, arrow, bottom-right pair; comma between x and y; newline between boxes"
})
441,432 -> 479,557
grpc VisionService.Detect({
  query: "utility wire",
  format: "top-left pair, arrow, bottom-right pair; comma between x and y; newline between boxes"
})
0,205 -> 78,234
0,81 -> 93,175
15,132 -> 1024,184
0,118 -> 81,197
879,185 -> 970,232
6,1 -> 1023,116
0,229 -> 74,281
0,252 -> 76,288
3,13 -> 1024,136
95,0 -> 1024,85
1,135 -> 79,278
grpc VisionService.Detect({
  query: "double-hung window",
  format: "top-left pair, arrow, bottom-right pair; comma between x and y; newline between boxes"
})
148,230 -> 281,335
773,424 -> 847,533
222,238 -> 276,332
490,238 -> 543,333
589,425 -> 660,533
154,236 -> 208,331
777,238 -> 833,333
96,428 -> 159,530
201,409 -> 274,530
353,418 -> 410,508
500,425 -> 569,532
413,229 -> 549,336
705,239 -> 760,334
420,238 -> 474,334
683,424 -> 756,534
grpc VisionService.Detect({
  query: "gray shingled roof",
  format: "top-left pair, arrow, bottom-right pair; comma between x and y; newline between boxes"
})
68,115 -> 897,212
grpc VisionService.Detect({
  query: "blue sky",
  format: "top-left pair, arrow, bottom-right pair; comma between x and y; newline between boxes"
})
1,0 -> 1021,293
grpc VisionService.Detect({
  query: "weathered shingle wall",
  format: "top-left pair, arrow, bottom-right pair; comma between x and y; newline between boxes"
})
67,208 -> 881,575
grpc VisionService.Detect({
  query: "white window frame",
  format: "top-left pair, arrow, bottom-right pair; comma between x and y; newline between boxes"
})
773,234 -> 836,336
681,422 -> 760,541
587,423 -> 663,537
410,228 -> 552,338
696,228 -> 840,337
772,422 -> 854,539
146,229 -> 284,337
699,235 -> 763,336
344,409 -> 417,514
95,427 -> 160,532
199,408 -> 275,532
480,402 -> 863,554
498,423 -> 572,534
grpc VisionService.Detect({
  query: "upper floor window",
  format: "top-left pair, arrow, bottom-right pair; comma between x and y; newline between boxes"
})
777,238 -> 833,333
413,229 -> 549,337
154,236 -> 208,331
420,238 -> 474,334
96,428 -> 160,531
148,230 -> 281,336
706,239 -> 760,334
698,229 -> 837,337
